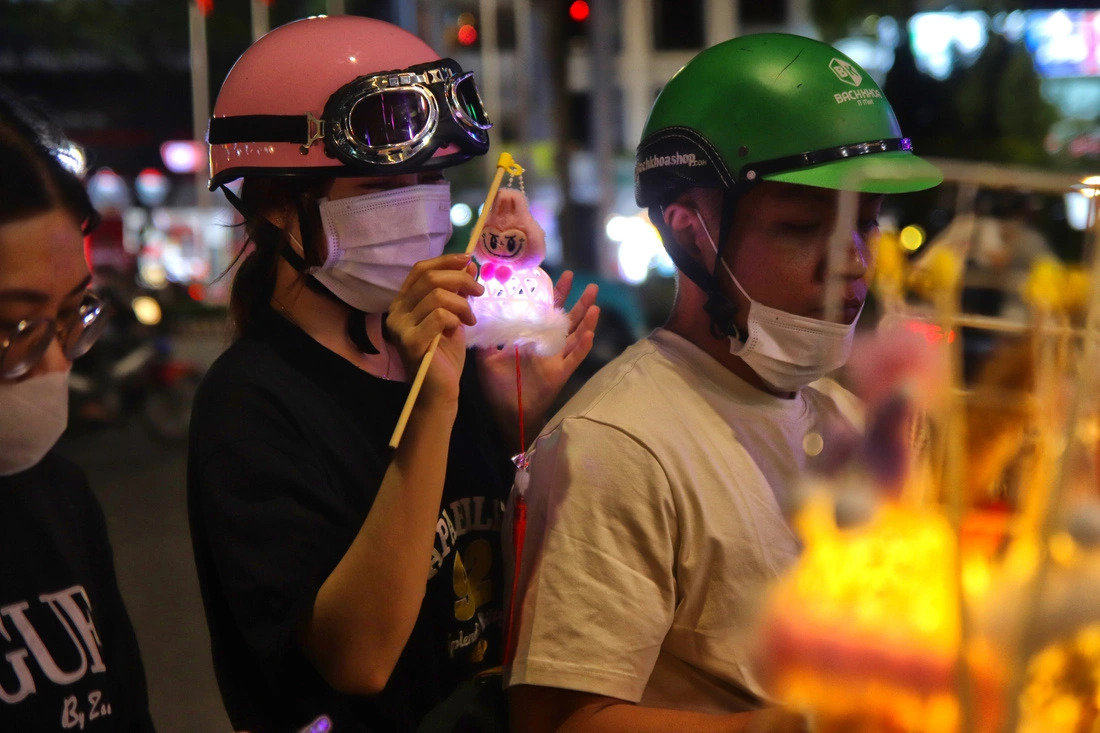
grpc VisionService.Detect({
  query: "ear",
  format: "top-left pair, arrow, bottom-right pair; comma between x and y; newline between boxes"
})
494,189 -> 518,218
662,199 -> 717,270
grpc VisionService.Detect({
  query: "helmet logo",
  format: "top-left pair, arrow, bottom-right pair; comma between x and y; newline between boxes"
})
829,58 -> 862,87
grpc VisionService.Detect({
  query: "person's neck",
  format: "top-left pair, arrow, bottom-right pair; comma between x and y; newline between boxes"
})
271,270 -> 407,382
664,297 -> 794,399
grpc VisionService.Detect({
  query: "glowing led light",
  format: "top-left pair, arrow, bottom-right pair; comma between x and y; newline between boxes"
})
1065,192 -> 1094,231
450,203 -> 473,226
1079,175 -> 1100,197
569,1 -> 590,22
899,224 -> 925,251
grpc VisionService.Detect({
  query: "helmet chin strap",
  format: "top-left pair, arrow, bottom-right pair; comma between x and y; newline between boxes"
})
662,185 -> 750,342
219,182 -> 380,355
704,188 -> 742,341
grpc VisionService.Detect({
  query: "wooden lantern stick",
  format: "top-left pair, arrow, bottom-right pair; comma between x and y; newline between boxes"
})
388,153 -> 525,449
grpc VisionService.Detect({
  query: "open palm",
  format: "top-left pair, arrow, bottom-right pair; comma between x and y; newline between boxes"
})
475,270 -> 599,451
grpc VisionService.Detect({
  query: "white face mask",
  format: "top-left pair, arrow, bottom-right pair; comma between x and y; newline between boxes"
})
696,211 -> 859,392
312,183 -> 453,313
0,370 -> 70,476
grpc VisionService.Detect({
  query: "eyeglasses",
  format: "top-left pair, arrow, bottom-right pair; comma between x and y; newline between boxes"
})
0,292 -> 108,379
207,57 -> 492,176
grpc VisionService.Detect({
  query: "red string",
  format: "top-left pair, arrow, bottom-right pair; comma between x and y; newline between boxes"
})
514,345 -> 525,453
504,495 -> 526,666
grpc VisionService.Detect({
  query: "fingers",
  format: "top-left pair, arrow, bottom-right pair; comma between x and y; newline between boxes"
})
397,254 -> 484,307
566,283 -> 599,332
560,305 -> 600,368
408,288 -> 478,328
386,254 -> 483,362
390,305 -> 467,364
552,270 -> 574,309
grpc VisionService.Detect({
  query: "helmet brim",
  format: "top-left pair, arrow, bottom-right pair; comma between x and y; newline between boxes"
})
763,151 -> 943,194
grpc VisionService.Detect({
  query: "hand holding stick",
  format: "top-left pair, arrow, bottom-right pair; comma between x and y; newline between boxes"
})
388,153 -> 525,449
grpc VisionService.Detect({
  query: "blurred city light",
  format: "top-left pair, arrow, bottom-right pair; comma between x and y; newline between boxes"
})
607,213 -> 673,284
569,1 -> 590,23
159,140 -> 205,174
188,283 -> 206,302
899,225 -> 925,252
131,295 -> 163,326
135,167 -> 170,207
450,203 -> 473,226
909,12 -> 989,80
138,259 -> 168,289
87,168 -> 131,212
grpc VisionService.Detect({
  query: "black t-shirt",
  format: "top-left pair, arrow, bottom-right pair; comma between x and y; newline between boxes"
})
187,309 -> 514,733
0,453 -> 155,733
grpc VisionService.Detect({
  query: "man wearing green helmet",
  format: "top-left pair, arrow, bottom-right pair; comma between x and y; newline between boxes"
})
503,34 -> 942,731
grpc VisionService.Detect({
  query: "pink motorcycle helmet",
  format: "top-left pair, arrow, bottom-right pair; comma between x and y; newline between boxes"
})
208,15 -> 491,190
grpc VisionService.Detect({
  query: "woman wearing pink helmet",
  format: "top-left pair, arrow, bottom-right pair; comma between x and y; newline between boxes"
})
187,15 -> 598,733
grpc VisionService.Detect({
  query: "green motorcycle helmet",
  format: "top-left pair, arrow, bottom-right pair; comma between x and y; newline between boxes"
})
635,33 -> 942,208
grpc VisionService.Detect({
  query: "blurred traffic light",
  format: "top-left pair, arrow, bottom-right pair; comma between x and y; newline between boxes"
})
566,0 -> 589,40
455,11 -> 479,48
457,24 -> 478,45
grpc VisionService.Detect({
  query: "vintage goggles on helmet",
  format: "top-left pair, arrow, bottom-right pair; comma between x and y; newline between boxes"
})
208,57 -> 491,175
1,292 -> 107,379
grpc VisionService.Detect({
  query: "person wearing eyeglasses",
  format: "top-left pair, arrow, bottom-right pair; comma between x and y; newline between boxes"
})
186,15 -> 598,733
0,86 -> 155,732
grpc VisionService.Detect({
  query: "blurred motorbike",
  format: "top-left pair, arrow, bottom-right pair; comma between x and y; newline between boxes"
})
69,287 -> 202,444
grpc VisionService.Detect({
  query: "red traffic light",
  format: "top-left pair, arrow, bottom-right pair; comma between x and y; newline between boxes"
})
568,1 -> 589,22
457,23 -> 478,45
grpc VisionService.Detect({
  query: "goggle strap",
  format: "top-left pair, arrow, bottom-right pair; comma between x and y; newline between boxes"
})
208,115 -> 312,146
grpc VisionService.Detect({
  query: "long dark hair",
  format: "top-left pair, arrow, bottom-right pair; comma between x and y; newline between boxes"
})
0,85 -> 99,234
226,177 -> 329,339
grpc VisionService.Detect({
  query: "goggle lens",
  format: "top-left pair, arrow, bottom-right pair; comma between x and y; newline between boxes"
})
453,74 -> 490,129
349,90 -> 432,148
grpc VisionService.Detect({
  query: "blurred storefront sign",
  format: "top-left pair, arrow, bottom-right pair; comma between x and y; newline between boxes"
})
120,206 -> 238,305
1024,10 -> 1100,79
905,9 -> 1100,82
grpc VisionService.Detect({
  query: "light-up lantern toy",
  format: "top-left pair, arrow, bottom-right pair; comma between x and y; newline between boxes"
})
466,187 -> 568,356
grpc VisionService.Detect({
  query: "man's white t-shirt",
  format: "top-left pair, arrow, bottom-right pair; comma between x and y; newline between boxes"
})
504,328 -> 862,714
